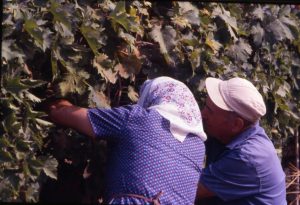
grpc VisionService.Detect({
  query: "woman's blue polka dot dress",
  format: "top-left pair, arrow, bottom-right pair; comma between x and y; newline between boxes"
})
88,104 -> 205,204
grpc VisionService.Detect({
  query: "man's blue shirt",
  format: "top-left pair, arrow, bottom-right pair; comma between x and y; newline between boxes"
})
200,123 -> 286,205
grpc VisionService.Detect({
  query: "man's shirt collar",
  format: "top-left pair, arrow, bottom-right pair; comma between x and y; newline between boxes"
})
226,122 -> 260,150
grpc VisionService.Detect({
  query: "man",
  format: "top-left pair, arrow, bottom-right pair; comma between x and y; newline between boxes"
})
197,77 -> 286,205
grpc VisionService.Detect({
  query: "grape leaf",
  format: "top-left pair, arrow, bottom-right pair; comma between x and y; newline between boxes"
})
24,18 -> 52,51
127,86 -> 139,102
212,6 -> 238,42
88,86 -> 111,108
251,23 -> 265,47
42,157 -> 58,180
226,39 -> 252,63
2,40 -> 24,61
80,24 -> 105,55
93,54 -> 117,84
59,70 -> 90,96
267,18 -> 295,41
149,25 -> 176,67
177,2 -> 200,26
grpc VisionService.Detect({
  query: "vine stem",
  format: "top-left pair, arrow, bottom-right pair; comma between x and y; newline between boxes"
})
135,41 -> 155,46
82,79 -> 92,87
296,126 -> 299,205
117,77 -> 122,106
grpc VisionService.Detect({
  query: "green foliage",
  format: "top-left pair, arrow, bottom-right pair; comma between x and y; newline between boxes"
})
1,0 -> 300,202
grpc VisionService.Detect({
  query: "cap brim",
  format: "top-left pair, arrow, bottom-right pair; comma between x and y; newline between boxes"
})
205,77 -> 232,111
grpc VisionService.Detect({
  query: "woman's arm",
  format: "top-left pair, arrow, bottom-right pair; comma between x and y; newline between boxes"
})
46,99 -> 96,139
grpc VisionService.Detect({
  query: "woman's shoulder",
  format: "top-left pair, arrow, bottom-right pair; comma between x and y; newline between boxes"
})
129,104 -> 161,118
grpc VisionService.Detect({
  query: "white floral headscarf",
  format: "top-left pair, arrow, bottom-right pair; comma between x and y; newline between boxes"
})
137,76 -> 207,142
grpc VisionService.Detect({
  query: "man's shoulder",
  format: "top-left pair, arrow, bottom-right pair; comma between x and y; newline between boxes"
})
240,130 -> 275,158
230,129 -> 283,177
230,124 -> 273,154
230,135 -> 275,163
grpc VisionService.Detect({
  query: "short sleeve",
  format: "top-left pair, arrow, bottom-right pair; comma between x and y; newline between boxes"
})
87,105 -> 131,139
200,150 -> 260,201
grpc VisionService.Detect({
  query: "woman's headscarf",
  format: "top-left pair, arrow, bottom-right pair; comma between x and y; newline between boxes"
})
137,76 -> 207,142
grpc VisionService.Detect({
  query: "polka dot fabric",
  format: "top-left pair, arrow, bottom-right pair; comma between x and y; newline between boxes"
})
88,105 -> 205,204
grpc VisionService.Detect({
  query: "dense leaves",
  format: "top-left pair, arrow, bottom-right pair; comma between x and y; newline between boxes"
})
1,0 -> 300,203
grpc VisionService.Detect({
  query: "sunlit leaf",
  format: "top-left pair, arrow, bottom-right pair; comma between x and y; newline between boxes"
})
3,77 -> 30,95
59,70 -> 90,96
0,137 -> 13,148
24,105 -> 46,127
251,23 -> 265,47
0,150 -> 14,162
118,30 -> 136,45
28,158 -> 43,168
49,0 -> 72,30
132,1 -> 149,16
177,2 -> 200,26
276,81 -> 291,98
252,5 -> 264,21
35,119 -> 53,127
16,139 -> 30,152
31,133 -> 44,150
275,96 -> 289,111
24,18 -> 52,51
3,112 -> 22,135
42,157 -> 58,180
24,182 -> 39,202
117,46 -> 142,76
22,79 -> 47,88
181,32 -> 200,47
149,25 -> 176,67
51,50 -> 59,80
127,86 -> 139,102
80,24 -> 105,55
266,17 -> 296,41
189,48 -> 201,72
2,40 -> 24,61
109,1 -> 141,33
83,6 -> 102,20
279,16 -> 298,37
226,39 -> 252,63
88,86 -> 111,108
5,173 -> 20,191
98,0 -> 116,12
54,22 -> 74,43
212,5 -> 238,42
93,54 -> 117,83
205,33 -> 222,54
115,63 -> 129,79
172,15 -> 190,29
24,91 -> 42,103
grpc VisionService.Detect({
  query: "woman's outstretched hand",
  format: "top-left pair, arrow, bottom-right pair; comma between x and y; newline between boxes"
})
43,98 -> 96,139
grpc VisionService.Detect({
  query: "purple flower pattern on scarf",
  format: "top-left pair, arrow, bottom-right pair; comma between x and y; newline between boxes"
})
146,81 -> 202,126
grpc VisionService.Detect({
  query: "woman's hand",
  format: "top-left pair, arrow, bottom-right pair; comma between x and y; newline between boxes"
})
44,99 -> 96,139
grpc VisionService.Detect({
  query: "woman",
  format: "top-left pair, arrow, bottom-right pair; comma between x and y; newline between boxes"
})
46,76 -> 206,204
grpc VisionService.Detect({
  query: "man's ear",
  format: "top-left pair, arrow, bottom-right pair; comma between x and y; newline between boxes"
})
231,117 -> 245,133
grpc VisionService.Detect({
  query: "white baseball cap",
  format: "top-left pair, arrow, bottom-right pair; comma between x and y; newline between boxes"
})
205,77 -> 266,122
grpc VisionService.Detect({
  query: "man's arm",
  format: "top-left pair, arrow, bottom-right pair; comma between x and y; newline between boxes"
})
197,182 -> 216,199
46,99 -> 96,139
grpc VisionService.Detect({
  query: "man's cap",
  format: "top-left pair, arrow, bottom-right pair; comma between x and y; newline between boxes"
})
205,77 -> 266,122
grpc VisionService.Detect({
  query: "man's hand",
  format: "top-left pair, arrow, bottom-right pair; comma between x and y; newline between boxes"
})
197,182 -> 216,199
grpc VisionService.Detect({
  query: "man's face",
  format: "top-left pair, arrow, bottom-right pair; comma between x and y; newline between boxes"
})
201,97 -> 235,144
